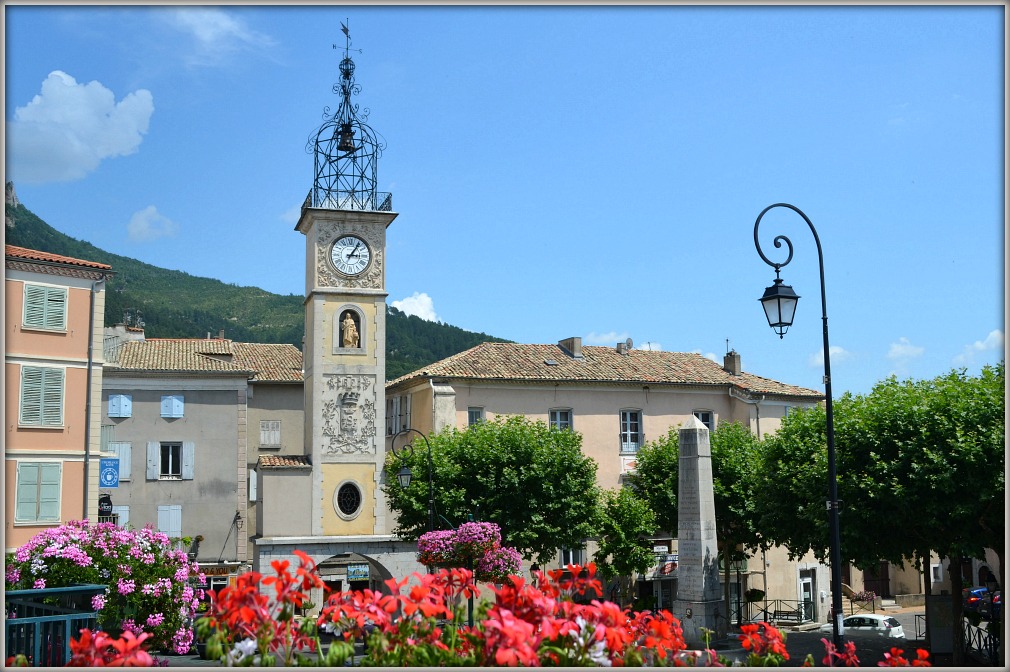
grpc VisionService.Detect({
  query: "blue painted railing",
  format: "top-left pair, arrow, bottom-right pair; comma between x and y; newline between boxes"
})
5,584 -> 106,666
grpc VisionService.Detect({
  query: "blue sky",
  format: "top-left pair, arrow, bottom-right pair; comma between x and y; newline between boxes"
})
5,5 -> 1004,396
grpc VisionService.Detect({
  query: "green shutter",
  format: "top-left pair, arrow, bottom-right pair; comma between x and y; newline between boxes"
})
44,288 -> 67,330
20,367 -> 43,425
15,464 -> 40,521
23,285 -> 66,330
37,464 -> 61,521
20,367 -> 63,426
41,368 -> 64,426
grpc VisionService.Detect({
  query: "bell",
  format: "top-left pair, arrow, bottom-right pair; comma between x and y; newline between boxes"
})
337,123 -> 356,154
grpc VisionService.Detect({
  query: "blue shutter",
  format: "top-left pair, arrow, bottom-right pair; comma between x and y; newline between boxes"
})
181,442 -> 195,480
161,395 -> 184,418
110,442 -> 132,480
109,394 -> 132,418
147,442 -> 159,480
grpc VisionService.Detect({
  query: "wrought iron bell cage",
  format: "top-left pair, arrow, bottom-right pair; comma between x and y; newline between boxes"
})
307,38 -> 391,212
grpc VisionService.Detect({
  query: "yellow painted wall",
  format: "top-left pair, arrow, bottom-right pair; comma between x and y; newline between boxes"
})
321,462 -> 376,535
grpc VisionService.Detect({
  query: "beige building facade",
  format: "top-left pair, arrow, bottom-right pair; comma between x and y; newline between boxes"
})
385,337 -> 840,619
5,245 -> 112,551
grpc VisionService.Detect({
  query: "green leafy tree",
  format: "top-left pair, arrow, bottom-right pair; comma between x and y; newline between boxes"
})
592,487 -> 657,606
755,364 -> 1004,664
384,416 -> 602,566
625,428 -> 679,535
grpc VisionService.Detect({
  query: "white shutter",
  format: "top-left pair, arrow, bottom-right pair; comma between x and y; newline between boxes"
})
161,395 -> 184,418
171,505 -> 182,538
147,442 -> 159,480
181,442 -> 195,480
109,394 -> 132,418
249,469 -> 258,502
112,505 -> 130,529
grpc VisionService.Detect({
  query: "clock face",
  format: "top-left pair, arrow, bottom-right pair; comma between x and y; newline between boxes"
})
330,235 -> 371,276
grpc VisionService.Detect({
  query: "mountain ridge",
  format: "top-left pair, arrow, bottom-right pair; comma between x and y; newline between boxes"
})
4,186 -> 509,380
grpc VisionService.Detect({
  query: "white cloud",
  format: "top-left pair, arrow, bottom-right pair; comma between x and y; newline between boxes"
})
392,292 -> 439,322
7,71 -> 153,184
808,346 -> 853,368
280,203 -> 302,225
585,331 -> 630,346
887,337 -> 925,361
953,329 -> 1004,366
690,348 -> 719,363
163,8 -> 275,66
127,206 -> 178,242
635,342 -> 663,352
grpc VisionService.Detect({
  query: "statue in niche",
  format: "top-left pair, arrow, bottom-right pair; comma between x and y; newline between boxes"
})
341,311 -> 360,348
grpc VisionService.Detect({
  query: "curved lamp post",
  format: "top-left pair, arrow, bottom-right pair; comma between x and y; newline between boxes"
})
391,428 -> 435,533
753,203 -> 845,652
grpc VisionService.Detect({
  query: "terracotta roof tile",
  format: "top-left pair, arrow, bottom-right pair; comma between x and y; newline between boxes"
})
388,342 -> 821,399
112,339 -> 303,381
258,455 -> 311,469
6,244 -> 112,270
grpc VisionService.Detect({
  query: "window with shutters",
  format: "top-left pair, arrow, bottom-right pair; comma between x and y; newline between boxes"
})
259,420 -> 281,448
467,407 -> 484,427
15,462 -> 61,523
19,366 -> 64,427
108,394 -> 132,418
620,409 -> 642,454
107,442 -> 132,481
23,284 -> 67,331
147,441 -> 194,480
160,395 -> 184,418
387,395 -> 411,435
112,505 -> 130,529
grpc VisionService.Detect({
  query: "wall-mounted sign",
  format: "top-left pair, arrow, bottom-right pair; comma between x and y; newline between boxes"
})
98,494 -> 113,516
347,563 -> 370,581
99,458 -> 119,488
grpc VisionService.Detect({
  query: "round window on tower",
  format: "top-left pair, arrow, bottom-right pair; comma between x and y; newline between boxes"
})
334,481 -> 363,520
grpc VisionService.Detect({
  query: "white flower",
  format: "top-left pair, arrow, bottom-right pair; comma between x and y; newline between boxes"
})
226,638 -> 258,665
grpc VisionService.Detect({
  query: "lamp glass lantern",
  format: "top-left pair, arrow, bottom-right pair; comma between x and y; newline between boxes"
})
396,465 -> 412,489
759,277 -> 800,338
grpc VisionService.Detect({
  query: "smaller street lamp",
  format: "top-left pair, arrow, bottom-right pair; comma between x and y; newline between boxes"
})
391,428 -> 435,533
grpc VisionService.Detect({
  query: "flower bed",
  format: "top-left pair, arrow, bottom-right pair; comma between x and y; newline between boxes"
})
4,520 -> 202,654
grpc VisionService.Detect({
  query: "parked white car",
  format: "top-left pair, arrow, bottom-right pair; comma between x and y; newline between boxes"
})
820,614 -> 905,639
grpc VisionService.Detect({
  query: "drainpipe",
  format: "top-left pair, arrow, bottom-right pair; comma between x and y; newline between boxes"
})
82,276 -> 106,520
728,387 -> 765,436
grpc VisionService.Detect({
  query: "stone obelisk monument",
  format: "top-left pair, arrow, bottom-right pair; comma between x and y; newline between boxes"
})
673,415 -> 724,646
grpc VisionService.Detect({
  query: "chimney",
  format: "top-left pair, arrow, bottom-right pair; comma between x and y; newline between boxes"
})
558,337 -> 583,359
218,329 -> 225,340
724,350 -> 742,375
616,342 -> 627,355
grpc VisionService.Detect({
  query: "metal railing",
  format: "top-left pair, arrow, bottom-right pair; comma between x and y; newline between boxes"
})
963,619 -> 1000,665
5,584 -> 106,666
748,599 -> 816,624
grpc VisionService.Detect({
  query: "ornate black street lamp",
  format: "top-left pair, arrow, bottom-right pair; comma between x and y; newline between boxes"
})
753,203 -> 845,653
391,428 -> 435,533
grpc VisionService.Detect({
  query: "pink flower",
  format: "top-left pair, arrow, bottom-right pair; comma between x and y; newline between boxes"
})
91,593 -> 107,611
146,612 -> 164,628
33,578 -> 46,589
117,578 -> 136,595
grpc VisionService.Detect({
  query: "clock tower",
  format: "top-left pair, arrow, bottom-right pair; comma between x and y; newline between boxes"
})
296,27 -> 397,537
